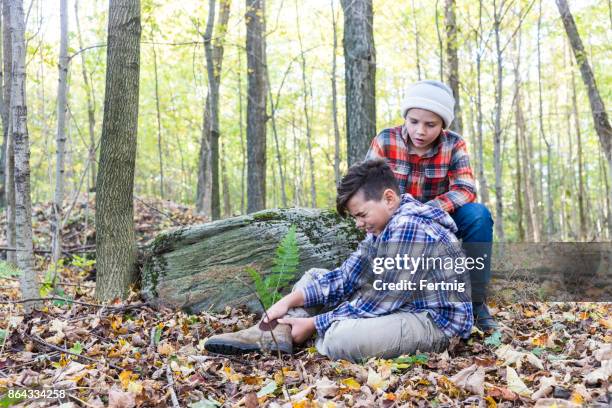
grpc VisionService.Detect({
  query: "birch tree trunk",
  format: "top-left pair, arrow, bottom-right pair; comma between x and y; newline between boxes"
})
95,0 -> 141,301
570,68 -> 586,239
74,0 -> 97,192
0,7 -> 5,208
411,0 -> 422,81
246,0 -> 267,212
3,0 -> 14,264
444,0 -> 462,134
341,0 -> 376,165
9,0 -> 37,311
52,0 -> 69,264
556,0 -> 612,238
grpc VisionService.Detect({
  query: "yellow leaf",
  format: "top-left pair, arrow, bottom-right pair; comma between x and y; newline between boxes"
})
119,370 -> 138,389
340,377 -> 360,390
127,380 -> 143,395
570,392 -> 584,405
157,342 -> 175,356
484,396 -> 497,408
383,392 -> 396,401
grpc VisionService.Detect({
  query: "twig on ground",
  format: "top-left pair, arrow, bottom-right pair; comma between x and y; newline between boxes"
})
0,297 -> 149,312
29,334 -> 124,371
165,363 -> 181,408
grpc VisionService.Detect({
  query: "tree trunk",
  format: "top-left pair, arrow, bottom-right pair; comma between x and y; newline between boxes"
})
237,46 -> 245,214
152,43 -> 164,199
341,0 -> 376,165
95,0 -> 141,301
266,60 -> 289,208
0,6 -> 5,209
52,0 -> 69,265
2,0 -> 14,264
295,1 -> 316,208
493,1 -> 505,241
411,0 -> 422,81
9,0 -> 37,311
220,139 -> 231,217
74,0 -> 97,193
246,0 -> 267,213
556,0 -> 612,219
512,37 -> 524,242
435,0 -> 444,82
331,0 -> 341,187
444,0 -> 462,134
475,0 -> 489,207
197,0 -> 230,219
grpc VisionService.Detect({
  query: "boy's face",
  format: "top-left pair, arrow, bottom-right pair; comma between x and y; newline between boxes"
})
346,189 -> 399,236
404,108 -> 444,154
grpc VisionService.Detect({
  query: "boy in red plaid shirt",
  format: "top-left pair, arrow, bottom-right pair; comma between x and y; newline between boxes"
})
366,80 -> 497,331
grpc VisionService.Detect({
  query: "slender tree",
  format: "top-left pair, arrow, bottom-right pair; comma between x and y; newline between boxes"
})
52,0 -> 69,264
2,0 -> 14,264
95,0 -> 141,301
152,42 -> 164,199
556,0 -> 612,238
9,0 -> 37,311
295,0 -> 316,207
330,0 -> 341,186
74,0 -> 97,192
0,6 -> 4,208
246,0 -> 267,212
444,0 -> 462,134
196,0 -> 231,219
474,0 -> 489,207
492,0 -> 505,241
410,0 -> 422,81
341,0 -> 376,165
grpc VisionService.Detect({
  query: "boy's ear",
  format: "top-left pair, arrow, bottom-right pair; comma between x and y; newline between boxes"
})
382,188 -> 398,204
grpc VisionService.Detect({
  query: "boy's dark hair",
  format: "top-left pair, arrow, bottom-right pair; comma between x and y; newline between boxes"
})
336,159 -> 400,217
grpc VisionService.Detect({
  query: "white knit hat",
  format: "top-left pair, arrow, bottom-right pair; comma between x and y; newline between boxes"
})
401,80 -> 455,128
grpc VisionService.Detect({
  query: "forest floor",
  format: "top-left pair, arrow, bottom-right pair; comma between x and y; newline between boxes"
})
0,198 -> 610,407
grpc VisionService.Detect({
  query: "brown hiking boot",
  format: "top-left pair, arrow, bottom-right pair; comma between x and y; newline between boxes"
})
204,320 -> 293,355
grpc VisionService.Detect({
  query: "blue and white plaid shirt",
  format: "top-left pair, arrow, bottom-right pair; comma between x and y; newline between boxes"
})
302,194 -> 473,339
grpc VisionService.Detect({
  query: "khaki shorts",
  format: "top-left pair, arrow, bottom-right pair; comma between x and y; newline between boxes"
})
287,268 -> 449,362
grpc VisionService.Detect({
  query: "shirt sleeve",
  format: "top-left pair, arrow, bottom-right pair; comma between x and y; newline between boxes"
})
426,139 -> 476,212
301,240 -> 369,309
365,133 -> 385,161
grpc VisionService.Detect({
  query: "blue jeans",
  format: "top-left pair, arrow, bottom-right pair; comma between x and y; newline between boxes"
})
450,203 -> 494,303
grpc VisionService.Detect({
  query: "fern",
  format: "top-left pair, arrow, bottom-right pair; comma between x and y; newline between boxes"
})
248,225 -> 300,309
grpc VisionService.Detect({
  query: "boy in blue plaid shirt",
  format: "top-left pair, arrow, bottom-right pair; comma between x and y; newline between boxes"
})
205,160 -> 473,361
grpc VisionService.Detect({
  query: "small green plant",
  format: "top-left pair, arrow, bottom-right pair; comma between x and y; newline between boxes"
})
247,225 -> 300,309
0,261 -> 21,279
71,254 -> 95,272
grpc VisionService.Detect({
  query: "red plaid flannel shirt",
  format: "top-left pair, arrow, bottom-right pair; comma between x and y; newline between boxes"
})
366,125 -> 476,213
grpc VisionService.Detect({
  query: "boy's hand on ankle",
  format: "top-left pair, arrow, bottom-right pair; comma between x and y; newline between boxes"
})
263,290 -> 305,323
277,317 -> 315,344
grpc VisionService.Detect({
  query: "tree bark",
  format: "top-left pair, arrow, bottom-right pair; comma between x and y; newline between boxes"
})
435,0 -> 444,82
9,0 -> 37,312
2,0 -> 14,264
475,0 -> 489,207
340,0 -> 376,165
197,0 -> 230,219
95,0 -> 141,301
220,139 -> 231,217
444,0 -> 462,134
246,0 -> 267,212
0,6 -> 5,208
52,0 -> 69,265
493,0 -> 505,241
557,0 -> 612,240
295,1 -> 316,207
74,0 -> 97,193
411,0 -> 422,81
152,43 -> 164,199
331,0 -> 341,187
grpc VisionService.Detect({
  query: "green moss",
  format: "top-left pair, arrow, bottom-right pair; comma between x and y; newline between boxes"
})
252,210 -> 283,222
149,228 -> 184,254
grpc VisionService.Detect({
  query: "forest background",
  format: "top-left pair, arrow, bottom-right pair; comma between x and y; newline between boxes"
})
7,0 -> 610,245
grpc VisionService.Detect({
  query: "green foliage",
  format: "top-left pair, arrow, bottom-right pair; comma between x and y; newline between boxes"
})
0,262 -> 21,279
393,353 -> 429,370
484,330 -> 503,347
69,341 -> 83,355
70,255 -> 96,272
247,225 -> 300,309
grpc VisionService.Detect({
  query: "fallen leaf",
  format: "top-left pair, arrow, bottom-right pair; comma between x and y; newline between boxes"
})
108,385 -> 136,408
315,377 -> 338,398
450,364 -> 485,396
256,380 -> 277,398
531,376 -> 556,400
506,366 -> 531,397
533,398 -> 581,407
340,377 -> 360,390
366,368 -> 388,391
584,359 -> 612,385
